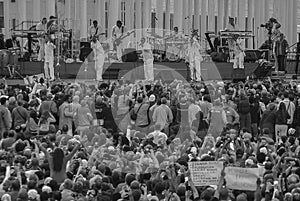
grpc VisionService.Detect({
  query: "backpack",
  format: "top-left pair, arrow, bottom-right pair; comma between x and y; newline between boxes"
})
130,104 -> 143,121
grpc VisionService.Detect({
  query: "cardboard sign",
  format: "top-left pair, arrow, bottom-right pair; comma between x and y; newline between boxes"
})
225,167 -> 259,191
188,161 -> 223,186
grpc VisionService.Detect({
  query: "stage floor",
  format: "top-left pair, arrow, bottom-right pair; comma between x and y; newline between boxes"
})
2,60 -> 297,82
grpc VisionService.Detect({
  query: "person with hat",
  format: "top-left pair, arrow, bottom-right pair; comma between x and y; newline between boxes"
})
0,95 -> 12,137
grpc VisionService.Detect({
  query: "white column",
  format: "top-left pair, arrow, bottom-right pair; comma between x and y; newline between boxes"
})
136,0 -> 142,41
292,0 -> 298,44
4,0 -> 10,38
208,0 -> 215,32
194,0 -> 200,32
96,0 -> 105,31
264,0 -> 269,22
237,0 -> 246,30
280,0 -> 287,38
47,0 -> 56,17
108,0 -> 120,38
254,0 -> 261,48
143,0 -> 151,34
165,0 -> 171,31
223,0 -> 229,29
182,0 -> 188,35
80,0 -> 88,40
217,0 -> 224,31
156,0 -> 164,36
174,0 -> 183,31
230,0 -> 237,19
247,0 -> 254,49
18,0 -> 27,29
65,0 -> 72,29
200,0 -> 207,38
33,0 -> 41,22
125,0 -> 134,31
188,0 -> 193,34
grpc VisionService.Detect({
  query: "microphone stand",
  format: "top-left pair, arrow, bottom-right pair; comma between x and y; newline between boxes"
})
55,0 -> 61,81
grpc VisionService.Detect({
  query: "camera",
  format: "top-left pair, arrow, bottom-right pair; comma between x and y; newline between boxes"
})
260,22 -> 273,30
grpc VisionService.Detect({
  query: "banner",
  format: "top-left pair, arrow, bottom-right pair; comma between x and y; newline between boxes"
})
24,74 -> 45,85
225,167 -> 259,191
188,161 -> 223,186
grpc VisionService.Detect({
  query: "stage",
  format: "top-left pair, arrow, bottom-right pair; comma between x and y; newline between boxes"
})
1,60 -> 297,82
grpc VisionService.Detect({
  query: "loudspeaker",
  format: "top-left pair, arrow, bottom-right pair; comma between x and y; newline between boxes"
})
80,42 -> 91,49
211,52 -> 228,62
244,50 -> 258,62
232,69 -> 246,82
79,47 -> 93,62
122,48 -> 138,62
253,62 -> 273,78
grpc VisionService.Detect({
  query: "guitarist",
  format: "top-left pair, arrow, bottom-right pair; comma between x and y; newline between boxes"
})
112,20 -> 127,62
89,20 -> 103,42
36,17 -> 47,61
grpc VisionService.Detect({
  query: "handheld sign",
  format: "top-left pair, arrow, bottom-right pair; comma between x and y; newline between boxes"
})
225,167 -> 259,191
188,161 -> 223,186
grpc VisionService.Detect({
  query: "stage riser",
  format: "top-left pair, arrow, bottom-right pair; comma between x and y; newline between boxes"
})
1,61 -> 297,81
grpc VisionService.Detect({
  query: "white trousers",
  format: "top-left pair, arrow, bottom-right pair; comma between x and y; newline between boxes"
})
38,38 -> 45,61
144,59 -> 154,81
190,58 -> 202,81
116,43 -> 123,61
95,55 -> 105,81
233,52 -> 245,69
44,60 -> 54,80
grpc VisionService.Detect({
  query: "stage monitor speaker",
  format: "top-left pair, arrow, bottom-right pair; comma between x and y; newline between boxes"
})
122,48 -> 138,62
232,69 -> 246,82
79,47 -> 93,62
253,62 -> 273,78
80,42 -> 91,49
244,50 -> 259,62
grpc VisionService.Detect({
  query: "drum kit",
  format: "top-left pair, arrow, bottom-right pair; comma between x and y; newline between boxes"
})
146,31 -> 189,62
0,48 -> 22,78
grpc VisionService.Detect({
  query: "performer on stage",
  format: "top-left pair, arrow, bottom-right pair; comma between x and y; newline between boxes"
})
112,20 -> 126,62
44,36 -> 56,81
36,17 -> 47,61
188,36 -> 203,82
274,33 -> 289,72
91,36 -> 105,82
233,34 -> 245,69
140,38 -> 154,81
89,20 -> 103,42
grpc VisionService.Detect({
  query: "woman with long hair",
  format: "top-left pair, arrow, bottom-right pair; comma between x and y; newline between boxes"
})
275,102 -> 290,143
35,140 -> 81,184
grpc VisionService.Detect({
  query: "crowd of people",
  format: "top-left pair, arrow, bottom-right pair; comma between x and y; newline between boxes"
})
0,76 -> 299,201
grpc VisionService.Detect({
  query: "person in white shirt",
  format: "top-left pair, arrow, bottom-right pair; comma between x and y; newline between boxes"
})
188,36 -> 203,82
233,34 -> 245,69
91,36 -> 105,81
44,36 -> 56,81
36,18 -> 47,61
88,20 -> 103,42
112,20 -> 126,61
140,38 -> 154,81
188,97 -> 202,127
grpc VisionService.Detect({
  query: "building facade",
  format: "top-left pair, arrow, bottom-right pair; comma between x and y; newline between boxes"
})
1,0 -> 299,49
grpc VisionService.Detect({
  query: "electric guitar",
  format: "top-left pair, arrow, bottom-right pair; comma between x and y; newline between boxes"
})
113,30 -> 135,48
89,33 -> 106,41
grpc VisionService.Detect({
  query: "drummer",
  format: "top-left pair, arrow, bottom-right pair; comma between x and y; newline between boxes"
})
171,27 -> 186,40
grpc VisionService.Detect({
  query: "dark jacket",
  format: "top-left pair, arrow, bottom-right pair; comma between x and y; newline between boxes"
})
238,97 -> 250,114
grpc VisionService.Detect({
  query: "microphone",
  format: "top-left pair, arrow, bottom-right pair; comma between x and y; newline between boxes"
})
154,17 -> 158,21
185,16 -> 190,19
